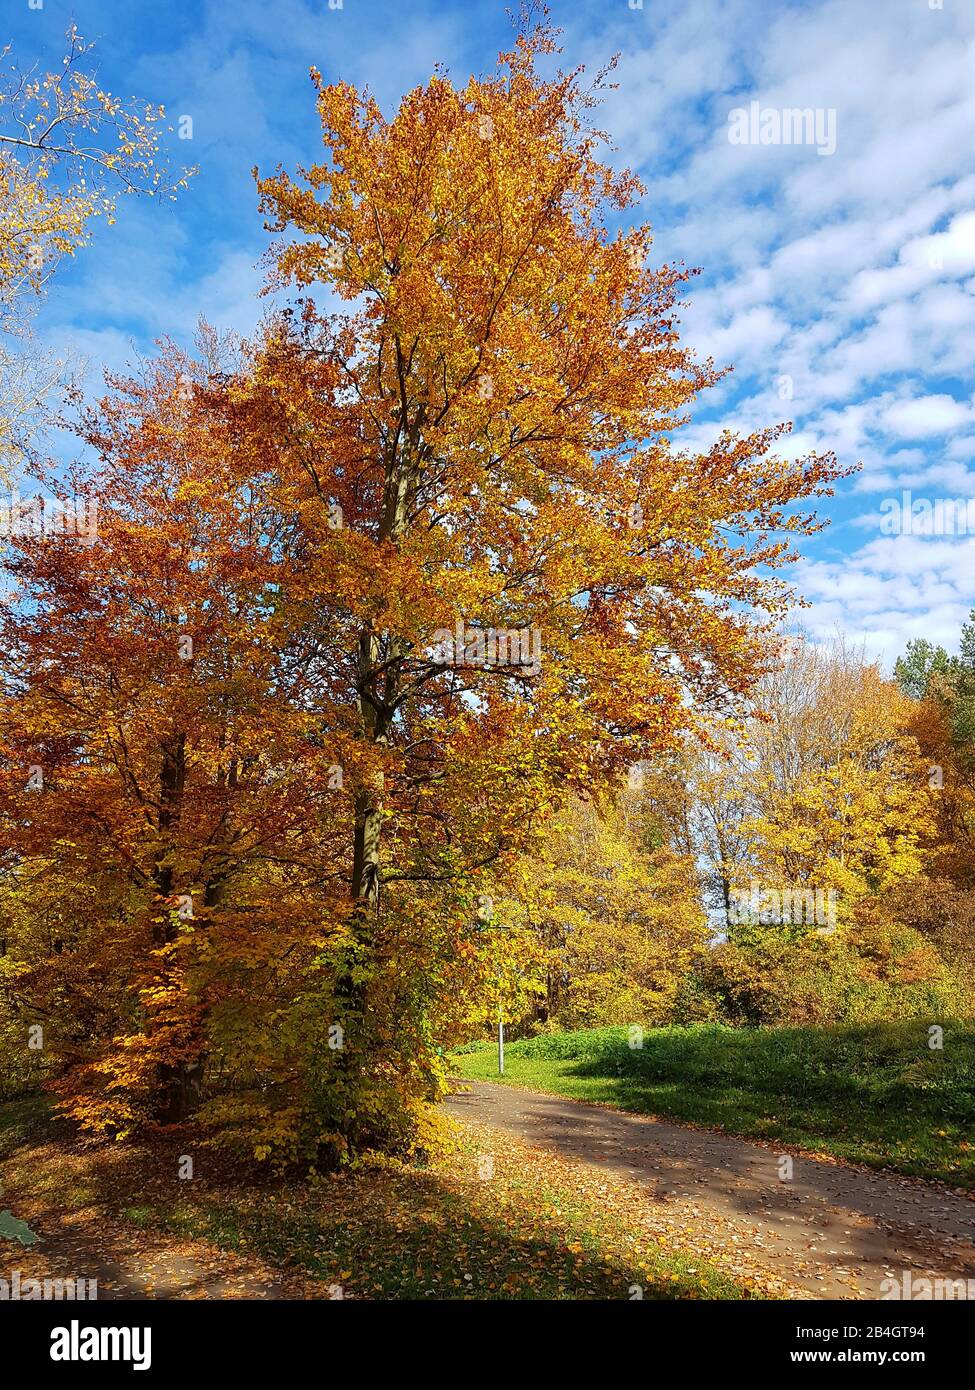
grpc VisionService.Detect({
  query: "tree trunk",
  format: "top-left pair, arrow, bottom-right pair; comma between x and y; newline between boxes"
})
150,733 -> 186,940
149,733 -> 202,1124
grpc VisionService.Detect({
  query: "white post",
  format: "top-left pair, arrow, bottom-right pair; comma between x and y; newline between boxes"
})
498,1002 -> 504,1076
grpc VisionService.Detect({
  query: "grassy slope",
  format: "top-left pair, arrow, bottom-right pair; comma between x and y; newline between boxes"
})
0,1097 -> 764,1300
450,1021 -> 975,1187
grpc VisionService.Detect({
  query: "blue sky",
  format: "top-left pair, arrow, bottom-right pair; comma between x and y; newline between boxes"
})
8,0 -> 975,665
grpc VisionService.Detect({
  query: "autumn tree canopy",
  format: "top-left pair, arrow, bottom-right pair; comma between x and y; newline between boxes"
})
252,20 -> 846,916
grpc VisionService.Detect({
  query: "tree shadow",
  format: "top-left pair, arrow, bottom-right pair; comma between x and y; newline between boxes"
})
0,1101 -> 715,1301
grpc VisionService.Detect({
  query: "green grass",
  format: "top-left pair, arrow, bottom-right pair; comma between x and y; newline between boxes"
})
450,1020 -> 975,1187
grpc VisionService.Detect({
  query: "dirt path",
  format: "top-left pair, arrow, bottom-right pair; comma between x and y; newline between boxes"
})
0,1208 -> 315,1299
0,1166 -> 318,1300
445,1079 -> 975,1299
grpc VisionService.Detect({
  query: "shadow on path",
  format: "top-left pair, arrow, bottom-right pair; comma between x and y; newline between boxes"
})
446,1079 -> 975,1299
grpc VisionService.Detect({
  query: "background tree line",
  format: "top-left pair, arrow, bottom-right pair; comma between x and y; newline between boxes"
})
493,630 -> 975,1038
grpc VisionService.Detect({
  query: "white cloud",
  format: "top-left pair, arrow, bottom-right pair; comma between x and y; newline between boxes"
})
884,394 -> 973,439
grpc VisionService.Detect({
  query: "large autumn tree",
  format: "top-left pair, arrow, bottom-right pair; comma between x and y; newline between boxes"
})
0,335 -> 354,1140
251,21 -> 845,984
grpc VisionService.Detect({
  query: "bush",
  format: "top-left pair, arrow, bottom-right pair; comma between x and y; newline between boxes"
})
694,902 -> 968,1028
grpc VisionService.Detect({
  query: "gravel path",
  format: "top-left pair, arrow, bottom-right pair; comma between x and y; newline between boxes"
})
445,1079 -> 975,1299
